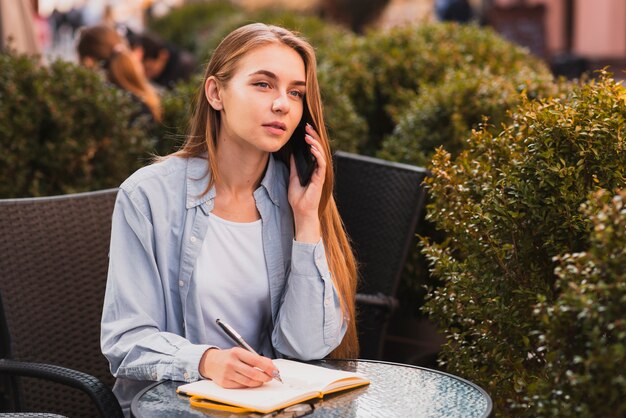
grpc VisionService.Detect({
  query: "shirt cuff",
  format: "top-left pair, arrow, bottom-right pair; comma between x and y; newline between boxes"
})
175,344 -> 213,382
291,239 -> 330,278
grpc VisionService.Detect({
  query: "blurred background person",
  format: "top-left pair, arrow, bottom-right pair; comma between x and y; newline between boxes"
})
77,25 -> 162,125
129,31 -> 196,89
434,0 -> 473,23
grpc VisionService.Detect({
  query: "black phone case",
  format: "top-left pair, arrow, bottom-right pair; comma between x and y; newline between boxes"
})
291,122 -> 316,187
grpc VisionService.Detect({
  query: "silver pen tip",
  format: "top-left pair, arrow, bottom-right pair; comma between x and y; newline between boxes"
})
272,370 -> 283,383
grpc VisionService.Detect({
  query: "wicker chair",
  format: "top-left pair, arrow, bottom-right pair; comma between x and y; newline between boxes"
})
334,151 -> 429,360
0,189 -> 122,417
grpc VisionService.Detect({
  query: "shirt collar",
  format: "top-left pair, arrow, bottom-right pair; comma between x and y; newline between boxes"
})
259,154 -> 281,207
185,156 -> 214,210
185,154 -> 282,210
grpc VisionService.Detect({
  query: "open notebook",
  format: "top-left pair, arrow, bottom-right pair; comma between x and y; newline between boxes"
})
177,359 -> 370,413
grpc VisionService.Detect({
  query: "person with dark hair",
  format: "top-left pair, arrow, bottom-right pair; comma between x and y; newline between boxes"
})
435,0 -> 473,23
132,31 -> 197,89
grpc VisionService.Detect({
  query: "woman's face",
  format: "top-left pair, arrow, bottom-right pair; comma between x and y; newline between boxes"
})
208,43 -> 306,154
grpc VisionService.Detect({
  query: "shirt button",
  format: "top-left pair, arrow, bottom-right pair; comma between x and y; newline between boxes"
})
183,372 -> 190,380
324,298 -> 331,306
179,280 -> 184,287
190,236 -> 197,243
152,372 -> 157,379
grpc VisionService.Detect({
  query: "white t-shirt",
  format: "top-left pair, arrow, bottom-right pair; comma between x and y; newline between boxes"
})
194,212 -> 273,355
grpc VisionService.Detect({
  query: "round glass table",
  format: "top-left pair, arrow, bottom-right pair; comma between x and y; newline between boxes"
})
131,359 -> 492,418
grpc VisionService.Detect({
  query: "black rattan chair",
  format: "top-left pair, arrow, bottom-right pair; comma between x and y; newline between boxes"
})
0,189 -> 122,417
334,151 -> 429,360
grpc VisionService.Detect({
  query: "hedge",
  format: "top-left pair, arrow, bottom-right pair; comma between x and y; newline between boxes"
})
0,50 -> 155,198
319,22 -> 556,156
422,71 -> 626,416
378,66 -> 561,166
147,0 -> 240,60
531,188 -> 626,417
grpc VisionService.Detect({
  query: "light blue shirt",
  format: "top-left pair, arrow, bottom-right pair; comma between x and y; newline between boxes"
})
101,154 -> 346,389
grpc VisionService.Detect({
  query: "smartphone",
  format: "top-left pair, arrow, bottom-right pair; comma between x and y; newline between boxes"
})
275,103 -> 316,187
291,120 -> 316,187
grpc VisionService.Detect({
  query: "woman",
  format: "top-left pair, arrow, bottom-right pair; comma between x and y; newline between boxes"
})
77,25 -> 162,123
101,22 -> 358,409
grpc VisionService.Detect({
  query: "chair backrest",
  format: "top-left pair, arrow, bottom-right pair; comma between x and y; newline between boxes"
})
333,151 -> 428,359
0,189 -> 118,417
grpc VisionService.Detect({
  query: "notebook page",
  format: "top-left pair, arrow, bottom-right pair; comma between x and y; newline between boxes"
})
177,359 -> 368,411
273,359 -> 367,391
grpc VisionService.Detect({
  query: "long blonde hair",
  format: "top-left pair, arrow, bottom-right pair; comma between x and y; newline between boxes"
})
176,23 -> 359,358
77,25 -> 162,122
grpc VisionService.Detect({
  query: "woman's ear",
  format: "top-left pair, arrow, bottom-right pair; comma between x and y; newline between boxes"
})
205,76 -> 223,111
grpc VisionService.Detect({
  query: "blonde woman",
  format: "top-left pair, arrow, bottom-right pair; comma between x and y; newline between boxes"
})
77,25 -> 162,123
101,22 -> 358,411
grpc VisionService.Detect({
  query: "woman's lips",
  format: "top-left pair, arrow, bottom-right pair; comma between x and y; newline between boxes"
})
263,122 -> 287,135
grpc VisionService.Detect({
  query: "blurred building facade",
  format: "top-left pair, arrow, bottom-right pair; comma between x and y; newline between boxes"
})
484,0 -> 626,73
489,0 -> 626,60
22,0 -> 626,76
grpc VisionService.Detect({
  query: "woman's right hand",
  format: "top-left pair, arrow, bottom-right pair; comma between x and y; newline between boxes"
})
198,347 -> 278,388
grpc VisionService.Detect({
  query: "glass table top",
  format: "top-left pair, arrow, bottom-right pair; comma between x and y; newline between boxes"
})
131,359 -> 492,418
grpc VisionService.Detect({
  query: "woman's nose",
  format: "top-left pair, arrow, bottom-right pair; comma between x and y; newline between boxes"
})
271,93 -> 290,114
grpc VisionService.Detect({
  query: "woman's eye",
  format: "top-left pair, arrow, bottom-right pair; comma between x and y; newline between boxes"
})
253,82 -> 270,89
289,90 -> 304,99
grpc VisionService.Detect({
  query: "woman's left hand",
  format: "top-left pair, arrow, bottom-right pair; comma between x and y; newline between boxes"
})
288,124 -> 326,243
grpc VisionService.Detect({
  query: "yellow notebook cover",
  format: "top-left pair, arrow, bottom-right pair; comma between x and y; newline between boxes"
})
177,359 -> 370,414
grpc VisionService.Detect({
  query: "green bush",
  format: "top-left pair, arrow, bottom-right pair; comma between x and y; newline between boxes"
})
321,22 -> 555,155
147,0 -> 241,59
149,4 -> 356,66
154,74 -> 204,155
530,189 -> 626,417
316,34 -> 375,153
421,71 -> 626,416
318,78 -> 368,153
378,66 -> 559,166
0,51 -> 154,198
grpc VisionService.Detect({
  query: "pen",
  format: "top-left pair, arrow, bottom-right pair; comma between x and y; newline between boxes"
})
215,319 -> 283,383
